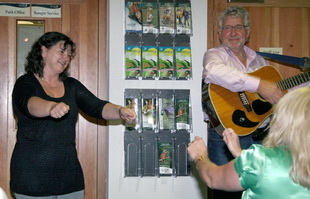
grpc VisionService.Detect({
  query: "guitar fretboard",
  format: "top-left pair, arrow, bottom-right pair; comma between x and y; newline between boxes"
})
276,71 -> 310,90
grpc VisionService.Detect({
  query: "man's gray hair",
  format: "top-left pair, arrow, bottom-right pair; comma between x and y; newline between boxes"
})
218,6 -> 251,30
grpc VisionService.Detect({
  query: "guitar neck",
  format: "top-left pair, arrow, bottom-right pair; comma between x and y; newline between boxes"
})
276,71 -> 310,91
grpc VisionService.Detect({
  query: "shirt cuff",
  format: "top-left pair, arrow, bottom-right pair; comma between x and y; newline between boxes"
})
243,74 -> 260,93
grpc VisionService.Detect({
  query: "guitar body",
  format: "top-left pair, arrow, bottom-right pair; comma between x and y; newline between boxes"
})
202,66 -> 286,136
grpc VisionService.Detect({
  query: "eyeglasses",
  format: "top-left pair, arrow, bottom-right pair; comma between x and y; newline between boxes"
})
221,25 -> 247,31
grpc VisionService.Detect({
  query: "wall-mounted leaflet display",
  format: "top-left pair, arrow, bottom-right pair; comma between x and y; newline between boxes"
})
124,0 -> 192,80
158,90 -> 175,131
125,89 -> 142,132
175,34 -> 192,80
124,89 -> 191,177
141,34 -> 158,79
175,0 -> 192,35
125,34 -> 142,79
158,34 -> 174,79
125,0 -> 192,36
142,0 -> 159,34
175,89 -> 191,129
124,89 -> 192,133
125,0 -> 143,33
125,33 -> 192,80
158,0 -> 175,34
124,131 -> 190,177
141,89 -> 158,131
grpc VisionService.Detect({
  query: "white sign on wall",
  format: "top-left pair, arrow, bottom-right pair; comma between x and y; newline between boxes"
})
0,3 -> 30,17
259,47 -> 283,55
31,4 -> 61,18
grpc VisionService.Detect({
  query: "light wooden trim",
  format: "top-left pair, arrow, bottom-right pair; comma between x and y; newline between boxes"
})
228,0 -> 310,7
0,17 -> 9,195
98,0 -> 108,198
207,0 -> 215,50
6,17 -> 17,197
0,0 -> 84,4
301,8 -> 310,60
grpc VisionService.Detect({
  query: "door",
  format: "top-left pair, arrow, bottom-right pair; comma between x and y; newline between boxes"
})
0,0 -> 108,198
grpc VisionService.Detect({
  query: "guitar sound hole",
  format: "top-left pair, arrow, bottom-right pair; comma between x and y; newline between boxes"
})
232,110 -> 259,128
252,99 -> 272,115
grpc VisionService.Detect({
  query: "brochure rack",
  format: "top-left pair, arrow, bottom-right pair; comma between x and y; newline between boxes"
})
124,89 -> 192,177
123,0 -> 193,178
125,0 -> 192,80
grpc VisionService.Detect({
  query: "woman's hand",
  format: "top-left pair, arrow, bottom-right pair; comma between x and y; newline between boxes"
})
223,128 -> 242,157
50,102 -> 70,119
119,107 -> 136,124
28,97 -> 69,118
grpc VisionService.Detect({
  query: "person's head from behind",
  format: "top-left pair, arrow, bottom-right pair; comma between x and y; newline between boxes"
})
263,87 -> 310,189
25,32 -> 76,81
218,6 -> 251,51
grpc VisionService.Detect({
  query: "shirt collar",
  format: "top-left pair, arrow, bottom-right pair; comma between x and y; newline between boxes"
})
221,45 -> 257,67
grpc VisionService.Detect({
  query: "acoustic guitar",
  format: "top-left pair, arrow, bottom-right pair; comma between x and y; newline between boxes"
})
202,65 -> 310,136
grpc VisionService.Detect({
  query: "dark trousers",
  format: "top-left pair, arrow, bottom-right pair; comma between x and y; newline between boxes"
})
207,127 -> 262,199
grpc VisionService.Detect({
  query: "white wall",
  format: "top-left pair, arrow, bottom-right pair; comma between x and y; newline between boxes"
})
108,0 -> 208,198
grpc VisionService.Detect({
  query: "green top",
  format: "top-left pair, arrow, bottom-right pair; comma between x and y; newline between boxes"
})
234,144 -> 310,199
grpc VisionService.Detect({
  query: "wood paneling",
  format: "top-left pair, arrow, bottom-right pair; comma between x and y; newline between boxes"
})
0,0 -> 108,198
0,0 -> 85,4
208,0 -> 310,79
76,1 -> 100,198
228,0 -> 310,8
6,18 -> 17,199
98,0 -> 108,198
0,16 -> 9,195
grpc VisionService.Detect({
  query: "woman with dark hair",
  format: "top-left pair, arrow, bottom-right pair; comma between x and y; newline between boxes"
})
11,32 -> 136,198
24,32 -> 75,81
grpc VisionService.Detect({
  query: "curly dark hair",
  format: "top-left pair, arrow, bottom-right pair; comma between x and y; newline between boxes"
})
25,32 -> 76,81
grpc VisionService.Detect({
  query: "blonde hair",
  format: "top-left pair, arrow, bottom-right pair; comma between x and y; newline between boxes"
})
263,87 -> 310,188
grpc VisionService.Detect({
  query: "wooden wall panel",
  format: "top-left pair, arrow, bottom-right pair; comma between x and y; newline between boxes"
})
0,0 -> 84,4
301,9 -> 310,57
6,18 -> 17,198
44,18 -> 62,32
98,0 -> 108,198
278,8 -> 306,77
76,1 -> 99,198
0,16 -> 9,195
231,0 -> 310,8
